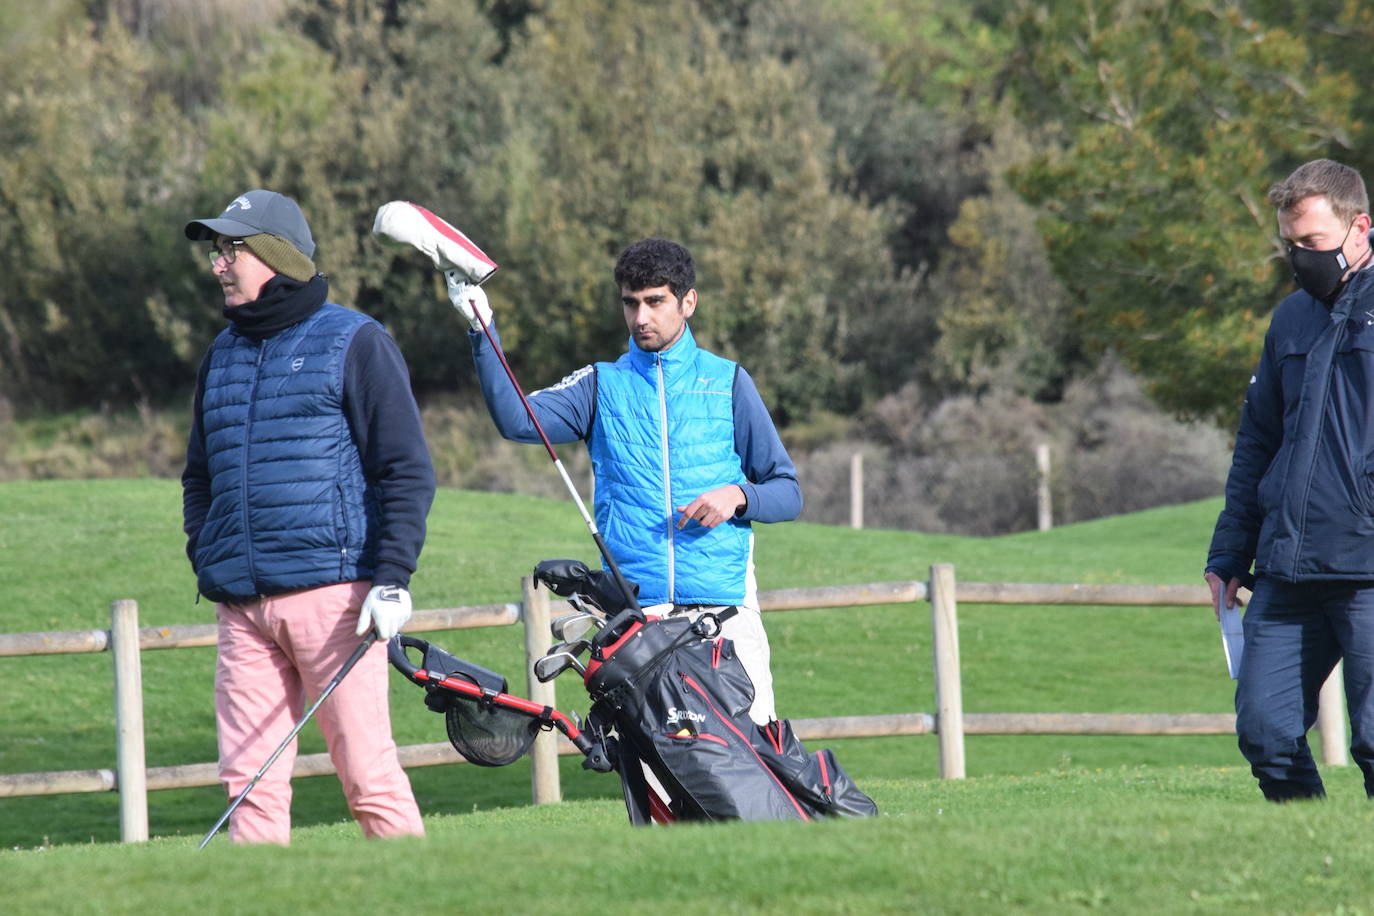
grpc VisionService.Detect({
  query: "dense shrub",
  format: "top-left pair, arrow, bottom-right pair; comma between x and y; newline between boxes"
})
0,403 -> 188,480
792,360 -> 1228,535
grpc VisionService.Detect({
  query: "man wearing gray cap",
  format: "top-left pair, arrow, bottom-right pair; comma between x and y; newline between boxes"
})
181,190 -> 433,844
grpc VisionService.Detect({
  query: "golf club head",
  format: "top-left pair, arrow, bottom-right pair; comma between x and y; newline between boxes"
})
551,610 -> 603,643
533,651 -> 573,682
534,650 -> 586,683
371,201 -> 498,282
566,593 -> 611,620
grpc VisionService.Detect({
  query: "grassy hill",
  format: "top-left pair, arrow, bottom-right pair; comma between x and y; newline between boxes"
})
6,481 -> 1373,911
3,479 -> 1241,845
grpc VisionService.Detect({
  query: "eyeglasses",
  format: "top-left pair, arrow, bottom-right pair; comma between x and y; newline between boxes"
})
206,240 -> 247,265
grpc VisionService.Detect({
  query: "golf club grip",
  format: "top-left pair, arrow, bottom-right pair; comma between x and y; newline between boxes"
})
336,630 -> 379,679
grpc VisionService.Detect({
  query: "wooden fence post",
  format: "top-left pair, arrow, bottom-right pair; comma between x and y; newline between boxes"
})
850,452 -> 864,530
929,564 -> 966,779
110,599 -> 148,842
521,576 -> 561,804
1035,443 -> 1052,532
1317,661 -> 1349,767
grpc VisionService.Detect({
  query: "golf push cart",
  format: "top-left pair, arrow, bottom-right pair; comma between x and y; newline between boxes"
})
390,558 -> 878,825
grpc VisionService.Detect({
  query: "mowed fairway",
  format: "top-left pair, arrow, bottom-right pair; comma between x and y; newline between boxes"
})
3,480 -> 1372,913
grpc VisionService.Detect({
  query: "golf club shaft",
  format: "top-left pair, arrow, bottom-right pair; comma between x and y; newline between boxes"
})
472,309 -> 640,612
198,632 -> 378,849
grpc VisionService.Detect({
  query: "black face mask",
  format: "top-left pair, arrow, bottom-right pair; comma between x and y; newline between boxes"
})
1288,221 -> 1354,303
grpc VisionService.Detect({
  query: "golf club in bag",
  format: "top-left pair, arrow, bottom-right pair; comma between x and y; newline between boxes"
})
199,632 -> 378,849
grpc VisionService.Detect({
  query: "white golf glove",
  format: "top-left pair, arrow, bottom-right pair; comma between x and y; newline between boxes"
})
372,200 -> 498,283
356,584 -> 413,640
446,270 -> 492,332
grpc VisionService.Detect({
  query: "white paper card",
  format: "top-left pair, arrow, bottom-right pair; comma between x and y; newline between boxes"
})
1218,600 -> 1244,680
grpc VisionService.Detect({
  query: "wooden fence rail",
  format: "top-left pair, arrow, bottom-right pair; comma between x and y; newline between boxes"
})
1,568 -> 1343,844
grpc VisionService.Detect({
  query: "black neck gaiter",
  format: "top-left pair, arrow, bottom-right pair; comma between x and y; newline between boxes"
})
224,274 -> 328,342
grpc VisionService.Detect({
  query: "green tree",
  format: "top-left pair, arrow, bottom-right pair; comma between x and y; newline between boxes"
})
191,0 -> 508,393
0,4 -> 205,411
808,0 -> 1081,403
927,141 -> 1084,400
465,0 -> 913,422
1005,0 -> 1358,424
1245,0 -> 1374,179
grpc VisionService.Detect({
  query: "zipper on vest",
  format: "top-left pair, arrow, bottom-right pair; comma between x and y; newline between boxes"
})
241,343 -> 266,590
336,482 -> 349,577
656,354 -> 674,600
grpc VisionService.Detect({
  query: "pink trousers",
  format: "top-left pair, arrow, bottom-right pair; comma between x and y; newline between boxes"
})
215,581 -> 424,845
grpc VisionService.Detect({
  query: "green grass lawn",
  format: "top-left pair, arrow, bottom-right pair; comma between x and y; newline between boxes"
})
7,767 -> 1374,914
8,480 -> 1358,912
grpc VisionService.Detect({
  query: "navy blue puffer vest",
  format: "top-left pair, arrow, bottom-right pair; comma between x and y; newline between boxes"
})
192,304 -> 378,601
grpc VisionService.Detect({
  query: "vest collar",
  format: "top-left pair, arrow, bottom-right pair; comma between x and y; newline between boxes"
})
225,274 -> 328,342
626,322 -> 698,377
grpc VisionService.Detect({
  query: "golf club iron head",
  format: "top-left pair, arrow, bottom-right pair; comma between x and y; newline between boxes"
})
551,609 -> 603,643
534,650 -> 586,683
566,593 -> 609,617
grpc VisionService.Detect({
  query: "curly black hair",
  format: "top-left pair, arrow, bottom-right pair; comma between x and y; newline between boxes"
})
613,238 -> 695,300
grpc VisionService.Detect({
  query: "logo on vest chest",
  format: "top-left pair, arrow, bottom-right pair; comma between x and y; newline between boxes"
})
291,357 -> 305,372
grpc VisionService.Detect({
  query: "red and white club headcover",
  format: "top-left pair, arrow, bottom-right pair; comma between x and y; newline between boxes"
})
372,201 -> 499,284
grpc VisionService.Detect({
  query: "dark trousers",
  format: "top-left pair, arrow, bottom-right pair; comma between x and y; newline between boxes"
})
1235,578 -> 1374,800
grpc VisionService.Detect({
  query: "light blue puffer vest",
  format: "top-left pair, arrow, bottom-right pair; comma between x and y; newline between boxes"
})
193,304 -> 378,601
589,325 -> 751,606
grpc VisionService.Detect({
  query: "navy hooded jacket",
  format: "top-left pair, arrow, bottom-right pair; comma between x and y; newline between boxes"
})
1208,264 -> 1374,584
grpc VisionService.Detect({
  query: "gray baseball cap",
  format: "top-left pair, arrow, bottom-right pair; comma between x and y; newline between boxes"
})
184,189 -> 316,258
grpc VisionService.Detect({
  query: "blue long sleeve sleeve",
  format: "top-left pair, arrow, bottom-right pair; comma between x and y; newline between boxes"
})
470,324 -> 595,443
731,367 -> 802,523
1207,330 -> 1283,588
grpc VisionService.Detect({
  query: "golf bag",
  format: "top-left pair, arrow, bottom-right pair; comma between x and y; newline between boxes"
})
536,559 -> 878,825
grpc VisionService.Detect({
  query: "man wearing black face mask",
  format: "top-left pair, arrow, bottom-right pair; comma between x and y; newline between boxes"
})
1206,158 -> 1374,802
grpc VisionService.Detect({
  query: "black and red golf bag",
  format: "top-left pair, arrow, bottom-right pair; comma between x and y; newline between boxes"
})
537,560 -> 879,825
